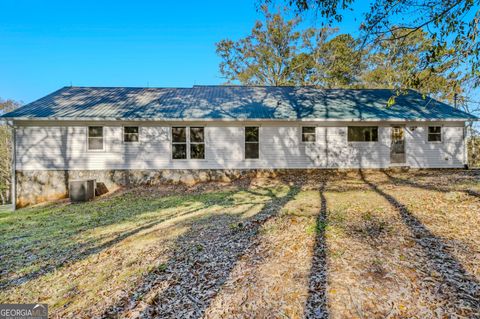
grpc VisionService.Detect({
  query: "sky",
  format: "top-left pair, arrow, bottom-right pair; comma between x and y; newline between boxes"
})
0,0 -> 364,104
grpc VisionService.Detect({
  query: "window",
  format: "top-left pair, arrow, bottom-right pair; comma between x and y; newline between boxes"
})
190,127 -> 205,159
348,126 -> 378,142
302,126 -> 316,142
124,126 -> 139,143
87,126 -> 104,150
172,127 -> 187,159
171,126 -> 205,159
428,126 -> 442,142
245,126 -> 259,159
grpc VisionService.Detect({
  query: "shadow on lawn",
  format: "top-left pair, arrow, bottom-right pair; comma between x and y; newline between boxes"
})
304,178 -> 329,319
360,170 -> 480,313
382,170 -> 480,198
0,190 -> 239,290
101,184 -> 301,318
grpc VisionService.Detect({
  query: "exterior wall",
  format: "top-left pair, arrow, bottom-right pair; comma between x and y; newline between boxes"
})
405,125 -> 465,168
14,120 -> 465,171
12,120 -> 466,206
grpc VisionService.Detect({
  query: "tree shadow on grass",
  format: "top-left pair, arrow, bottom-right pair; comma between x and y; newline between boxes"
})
101,184 -> 301,318
382,170 -> 480,198
0,190 -> 239,290
360,170 -> 480,314
304,178 -> 329,319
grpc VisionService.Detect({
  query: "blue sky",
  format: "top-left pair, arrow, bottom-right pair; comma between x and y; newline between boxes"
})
0,0 -> 364,103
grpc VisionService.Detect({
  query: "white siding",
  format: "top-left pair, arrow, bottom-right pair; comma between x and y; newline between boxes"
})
406,125 -> 465,168
14,121 -> 466,170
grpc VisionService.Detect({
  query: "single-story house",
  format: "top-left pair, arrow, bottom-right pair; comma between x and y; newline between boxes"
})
1,85 -> 477,207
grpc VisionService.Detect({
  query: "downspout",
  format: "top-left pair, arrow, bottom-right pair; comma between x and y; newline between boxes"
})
7,121 -> 16,211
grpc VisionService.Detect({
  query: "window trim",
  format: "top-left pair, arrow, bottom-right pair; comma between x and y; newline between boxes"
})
123,126 -> 140,144
301,126 -> 316,143
86,126 -> 105,152
427,126 -> 443,143
347,126 -> 379,143
244,126 -> 260,160
171,126 -> 206,160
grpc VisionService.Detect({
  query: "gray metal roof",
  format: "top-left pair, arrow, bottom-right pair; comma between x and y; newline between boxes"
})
2,86 -> 476,121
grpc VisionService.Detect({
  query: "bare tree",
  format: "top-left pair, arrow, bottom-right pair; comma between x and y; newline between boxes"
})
0,99 -> 21,204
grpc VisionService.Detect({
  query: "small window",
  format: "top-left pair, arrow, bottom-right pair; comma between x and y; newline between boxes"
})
245,126 -> 259,159
88,126 -> 104,150
190,127 -> 205,159
428,126 -> 442,142
124,126 -> 139,143
302,127 -> 316,142
172,127 -> 187,159
348,126 -> 378,142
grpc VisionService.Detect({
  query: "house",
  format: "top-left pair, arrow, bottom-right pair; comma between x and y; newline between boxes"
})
1,86 -> 477,207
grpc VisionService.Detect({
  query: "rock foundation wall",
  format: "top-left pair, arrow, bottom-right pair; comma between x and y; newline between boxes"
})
15,169 -> 280,207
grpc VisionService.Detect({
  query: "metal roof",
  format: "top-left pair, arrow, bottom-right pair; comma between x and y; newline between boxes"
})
1,86 -> 476,121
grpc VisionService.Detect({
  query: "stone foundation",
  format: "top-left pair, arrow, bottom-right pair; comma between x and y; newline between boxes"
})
15,169 -> 280,207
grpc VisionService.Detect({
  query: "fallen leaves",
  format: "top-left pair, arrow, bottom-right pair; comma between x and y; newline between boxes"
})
1,169 -> 479,318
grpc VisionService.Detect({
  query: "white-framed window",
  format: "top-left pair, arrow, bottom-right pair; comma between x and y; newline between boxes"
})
302,126 -> 316,142
189,127 -> 205,159
171,126 -> 205,160
124,126 -> 139,143
348,126 -> 378,142
87,126 -> 104,151
172,127 -> 187,159
245,126 -> 259,159
428,126 -> 442,142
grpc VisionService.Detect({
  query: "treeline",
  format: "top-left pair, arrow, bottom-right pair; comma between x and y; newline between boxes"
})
215,7 -> 474,107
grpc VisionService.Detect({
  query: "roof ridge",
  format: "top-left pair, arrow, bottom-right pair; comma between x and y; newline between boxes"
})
66,86 -> 194,90
192,85 -> 400,90
64,85 -> 403,90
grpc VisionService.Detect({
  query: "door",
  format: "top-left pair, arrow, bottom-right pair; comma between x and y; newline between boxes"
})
391,126 -> 406,164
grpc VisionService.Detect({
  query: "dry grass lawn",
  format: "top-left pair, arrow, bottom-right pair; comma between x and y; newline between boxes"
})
0,170 -> 479,318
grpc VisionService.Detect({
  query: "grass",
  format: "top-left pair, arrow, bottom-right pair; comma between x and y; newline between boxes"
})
0,170 -> 479,318
0,190 -> 235,286
0,183 -> 289,318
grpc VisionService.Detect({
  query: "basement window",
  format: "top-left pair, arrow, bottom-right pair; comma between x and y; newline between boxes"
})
428,126 -> 442,142
302,127 -> 316,142
87,126 -> 104,150
245,127 -> 259,159
124,126 -> 139,143
348,126 -> 378,142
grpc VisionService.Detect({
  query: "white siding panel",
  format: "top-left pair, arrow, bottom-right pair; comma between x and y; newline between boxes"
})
406,125 -> 465,168
15,122 -> 466,170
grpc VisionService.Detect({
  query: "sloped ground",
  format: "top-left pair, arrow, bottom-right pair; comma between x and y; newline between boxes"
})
0,170 -> 479,318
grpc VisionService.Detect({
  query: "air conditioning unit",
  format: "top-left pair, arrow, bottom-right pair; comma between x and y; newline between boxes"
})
69,179 -> 96,202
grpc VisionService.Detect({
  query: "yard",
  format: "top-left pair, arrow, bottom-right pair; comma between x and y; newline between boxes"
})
0,170 -> 479,318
